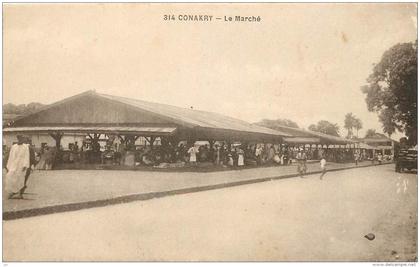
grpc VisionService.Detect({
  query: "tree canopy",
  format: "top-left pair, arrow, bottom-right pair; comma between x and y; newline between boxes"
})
308,120 -> 340,137
354,118 -> 363,137
361,40 -> 417,144
344,113 -> 363,138
3,102 -> 45,115
364,129 -> 377,138
254,118 -> 299,130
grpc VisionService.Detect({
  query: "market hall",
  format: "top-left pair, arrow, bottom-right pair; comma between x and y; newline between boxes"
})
3,90 -> 358,170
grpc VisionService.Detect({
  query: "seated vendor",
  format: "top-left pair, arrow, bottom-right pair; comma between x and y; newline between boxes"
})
141,153 -> 155,166
101,145 -> 115,164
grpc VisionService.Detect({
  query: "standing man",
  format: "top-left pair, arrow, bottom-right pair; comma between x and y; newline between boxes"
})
44,145 -> 54,170
188,144 -> 198,166
255,145 -> 262,165
377,153 -> 383,165
354,150 -> 360,166
5,135 -> 30,199
319,156 -> 327,180
214,144 -> 221,165
302,148 -> 308,174
237,147 -> 245,167
20,136 -> 36,195
296,148 -> 307,178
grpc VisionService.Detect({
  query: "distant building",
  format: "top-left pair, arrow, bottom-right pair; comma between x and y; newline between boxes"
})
358,133 -> 398,157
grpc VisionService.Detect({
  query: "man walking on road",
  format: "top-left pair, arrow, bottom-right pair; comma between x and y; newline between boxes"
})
296,148 -> 307,178
319,157 -> 327,180
5,135 -> 30,199
20,136 -> 36,195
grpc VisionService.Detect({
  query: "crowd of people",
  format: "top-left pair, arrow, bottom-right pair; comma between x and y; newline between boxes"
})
115,142 -> 306,168
97,141 -> 380,168
3,136 -> 387,171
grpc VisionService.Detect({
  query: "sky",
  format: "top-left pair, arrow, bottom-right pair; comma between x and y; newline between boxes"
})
3,3 -> 417,139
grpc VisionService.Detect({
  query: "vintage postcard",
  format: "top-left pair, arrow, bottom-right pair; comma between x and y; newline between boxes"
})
2,2 -> 418,263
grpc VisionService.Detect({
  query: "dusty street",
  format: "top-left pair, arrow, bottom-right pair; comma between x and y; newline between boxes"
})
3,164 -> 417,261
3,160 -> 378,214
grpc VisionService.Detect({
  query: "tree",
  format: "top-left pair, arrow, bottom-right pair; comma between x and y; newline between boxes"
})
354,118 -> 363,138
365,129 -> 377,138
308,120 -> 340,136
254,118 -> 299,130
344,113 -> 363,139
3,103 -> 19,114
3,102 -> 45,115
26,102 -> 44,113
15,104 -> 26,114
344,113 -> 356,138
379,109 -> 400,138
361,40 -> 417,145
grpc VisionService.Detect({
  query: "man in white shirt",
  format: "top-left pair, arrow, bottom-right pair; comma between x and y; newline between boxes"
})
5,135 -> 30,199
255,145 -> 263,165
296,148 -> 307,178
320,157 -> 327,180
188,145 -> 199,166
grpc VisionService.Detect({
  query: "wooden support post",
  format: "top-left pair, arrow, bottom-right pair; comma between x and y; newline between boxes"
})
145,136 -> 156,147
227,141 -> 232,151
161,137 -> 169,147
242,141 -> 249,149
186,137 -> 196,147
208,140 -> 215,149
49,132 -> 63,150
168,136 -> 179,147
151,137 -> 156,147
122,135 -> 138,148
95,133 -> 101,142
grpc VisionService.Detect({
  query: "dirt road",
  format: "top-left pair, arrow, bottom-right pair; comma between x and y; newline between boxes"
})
3,164 -> 417,261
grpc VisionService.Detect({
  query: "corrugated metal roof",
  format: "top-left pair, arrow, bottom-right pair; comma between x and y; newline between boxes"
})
283,137 -> 321,144
6,91 -> 356,144
97,93 -> 292,137
3,126 -> 176,135
362,138 -> 393,143
358,143 -> 376,149
270,125 -> 355,144
375,145 -> 393,149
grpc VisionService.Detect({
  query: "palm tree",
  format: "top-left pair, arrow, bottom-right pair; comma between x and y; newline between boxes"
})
344,113 -> 355,139
354,118 -> 363,138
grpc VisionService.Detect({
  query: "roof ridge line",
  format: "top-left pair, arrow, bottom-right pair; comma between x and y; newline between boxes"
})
97,92 -> 202,112
97,92 -> 277,129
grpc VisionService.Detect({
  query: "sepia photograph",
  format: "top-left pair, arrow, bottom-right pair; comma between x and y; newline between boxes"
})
2,2 -> 418,263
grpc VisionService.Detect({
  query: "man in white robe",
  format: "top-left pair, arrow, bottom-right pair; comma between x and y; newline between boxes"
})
188,145 -> 198,166
5,135 -> 30,199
